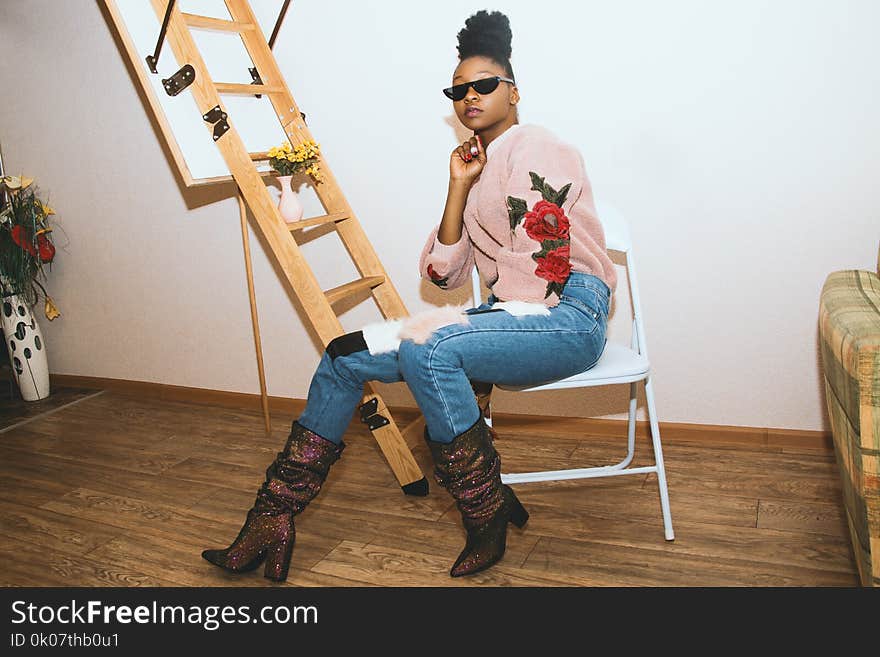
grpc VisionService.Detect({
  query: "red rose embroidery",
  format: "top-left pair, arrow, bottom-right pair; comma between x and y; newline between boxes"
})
523,200 -> 570,242
507,170 -> 577,298
426,264 -> 449,289
534,245 -> 571,284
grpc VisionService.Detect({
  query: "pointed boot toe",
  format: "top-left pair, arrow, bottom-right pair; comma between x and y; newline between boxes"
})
201,546 -> 267,573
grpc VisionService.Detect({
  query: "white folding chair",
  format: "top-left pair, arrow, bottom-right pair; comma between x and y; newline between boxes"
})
472,200 -> 674,540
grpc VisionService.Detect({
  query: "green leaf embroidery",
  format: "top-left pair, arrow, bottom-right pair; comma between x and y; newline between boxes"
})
528,172 -> 560,205
528,171 -> 544,190
543,280 -> 565,299
529,172 -> 552,203
528,171 -> 571,207
530,238 -> 569,261
555,182 -> 571,207
506,195 -> 528,231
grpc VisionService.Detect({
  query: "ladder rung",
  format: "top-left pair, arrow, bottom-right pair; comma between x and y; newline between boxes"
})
250,149 -> 305,161
324,276 -> 386,305
287,212 -> 350,231
215,82 -> 283,95
181,13 -> 256,32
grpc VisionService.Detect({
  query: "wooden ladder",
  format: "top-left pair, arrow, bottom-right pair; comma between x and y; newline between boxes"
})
147,0 -> 428,495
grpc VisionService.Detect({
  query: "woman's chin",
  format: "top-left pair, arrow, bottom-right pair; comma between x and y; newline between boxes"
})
459,113 -> 484,127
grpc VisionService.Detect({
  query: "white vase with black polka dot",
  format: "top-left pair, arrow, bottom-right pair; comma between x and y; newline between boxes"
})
0,292 -> 50,401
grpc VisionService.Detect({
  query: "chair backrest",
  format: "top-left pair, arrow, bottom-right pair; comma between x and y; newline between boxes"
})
470,199 -> 651,360
594,199 -> 631,254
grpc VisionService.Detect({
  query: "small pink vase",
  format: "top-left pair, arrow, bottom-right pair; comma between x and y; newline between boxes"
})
277,175 -> 304,222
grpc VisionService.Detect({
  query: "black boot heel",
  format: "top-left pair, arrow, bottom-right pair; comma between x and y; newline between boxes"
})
506,486 -> 529,528
263,538 -> 295,582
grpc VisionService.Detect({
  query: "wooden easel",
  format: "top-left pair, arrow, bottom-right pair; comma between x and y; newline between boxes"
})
105,0 -> 429,496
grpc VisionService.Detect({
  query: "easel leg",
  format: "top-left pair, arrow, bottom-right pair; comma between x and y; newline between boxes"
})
358,388 -> 429,496
237,190 -> 272,436
359,381 -> 495,495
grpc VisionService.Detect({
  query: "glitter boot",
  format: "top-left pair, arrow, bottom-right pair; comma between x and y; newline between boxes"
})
201,421 -> 345,582
424,416 -> 529,577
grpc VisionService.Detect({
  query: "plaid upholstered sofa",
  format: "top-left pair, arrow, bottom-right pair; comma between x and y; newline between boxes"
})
818,245 -> 880,587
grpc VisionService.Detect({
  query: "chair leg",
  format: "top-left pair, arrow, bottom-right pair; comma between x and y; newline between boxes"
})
644,376 -> 674,540
623,380 -> 638,466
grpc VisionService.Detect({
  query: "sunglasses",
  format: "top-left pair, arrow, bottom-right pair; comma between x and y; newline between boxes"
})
443,75 -> 515,101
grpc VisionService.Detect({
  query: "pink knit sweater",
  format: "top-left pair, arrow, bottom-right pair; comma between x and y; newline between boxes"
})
419,123 -> 617,307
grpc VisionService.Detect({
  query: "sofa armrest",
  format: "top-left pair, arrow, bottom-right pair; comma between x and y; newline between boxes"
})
818,267 -> 880,586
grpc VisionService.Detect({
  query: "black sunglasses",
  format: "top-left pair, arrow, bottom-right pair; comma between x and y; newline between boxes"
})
443,75 -> 515,101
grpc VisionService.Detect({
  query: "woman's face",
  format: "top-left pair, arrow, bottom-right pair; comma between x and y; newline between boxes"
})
450,56 -> 518,130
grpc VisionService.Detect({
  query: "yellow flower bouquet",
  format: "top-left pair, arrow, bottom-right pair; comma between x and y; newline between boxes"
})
267,139 -> 323,183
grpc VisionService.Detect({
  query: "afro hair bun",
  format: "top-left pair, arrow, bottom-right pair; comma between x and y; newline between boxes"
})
456,10 -> 513,63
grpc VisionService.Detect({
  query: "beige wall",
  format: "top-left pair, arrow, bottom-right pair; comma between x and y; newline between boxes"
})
1,0 -> 877,432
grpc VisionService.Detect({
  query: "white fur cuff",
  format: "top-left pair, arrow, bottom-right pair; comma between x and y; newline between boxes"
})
492,300 -> 551,317
362,319 -> 404,355
360,304 -> 472,354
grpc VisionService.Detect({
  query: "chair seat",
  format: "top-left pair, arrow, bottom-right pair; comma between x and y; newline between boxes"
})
497,343 -> 650,392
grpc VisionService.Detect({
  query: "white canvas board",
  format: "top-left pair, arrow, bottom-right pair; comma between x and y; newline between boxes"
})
109,0 -> 291,185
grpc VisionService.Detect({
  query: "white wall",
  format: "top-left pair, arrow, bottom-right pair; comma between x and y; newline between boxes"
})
1,0 -> 877,432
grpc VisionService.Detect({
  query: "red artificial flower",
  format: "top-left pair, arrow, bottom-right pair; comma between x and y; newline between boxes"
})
534,245 -> 572,284
37,233 -> 55,263
426,264 -> 449,289
9,224 -> 54,263
523,200 -> 570,242
11,225 -> 37,257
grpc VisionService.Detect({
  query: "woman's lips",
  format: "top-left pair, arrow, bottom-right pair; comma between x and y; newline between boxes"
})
465,108 -> 482,117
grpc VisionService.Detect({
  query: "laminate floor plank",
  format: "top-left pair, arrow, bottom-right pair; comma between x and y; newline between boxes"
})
757,498 -> 850,537
0,390 -> 859,586
522,535 -> 860,587
0,499 -> 122,557
0,536 -> 179,587
310,540 -> 588,587
511,500 -> 856,575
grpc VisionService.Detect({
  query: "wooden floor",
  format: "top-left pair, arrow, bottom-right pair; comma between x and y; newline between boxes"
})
0,379 -> 101,431
0,390 -> 860,587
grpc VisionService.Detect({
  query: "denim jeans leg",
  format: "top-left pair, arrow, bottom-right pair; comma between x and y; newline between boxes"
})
398,337 -> 483,444
297,347 -> 403,444
398,300 -> 607,444
298,273 -> 610,447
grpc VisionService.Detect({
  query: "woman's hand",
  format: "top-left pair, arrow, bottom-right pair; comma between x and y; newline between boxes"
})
449,134 -> 486,185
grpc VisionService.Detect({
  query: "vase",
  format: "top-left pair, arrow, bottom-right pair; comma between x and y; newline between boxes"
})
277,175 -> 304,222
0,292 -> 50,401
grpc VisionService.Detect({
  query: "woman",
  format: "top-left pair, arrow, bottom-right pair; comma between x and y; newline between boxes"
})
201,9 -> 616,582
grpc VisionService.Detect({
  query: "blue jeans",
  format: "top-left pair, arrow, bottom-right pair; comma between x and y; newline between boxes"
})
297,272 -> 611,444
